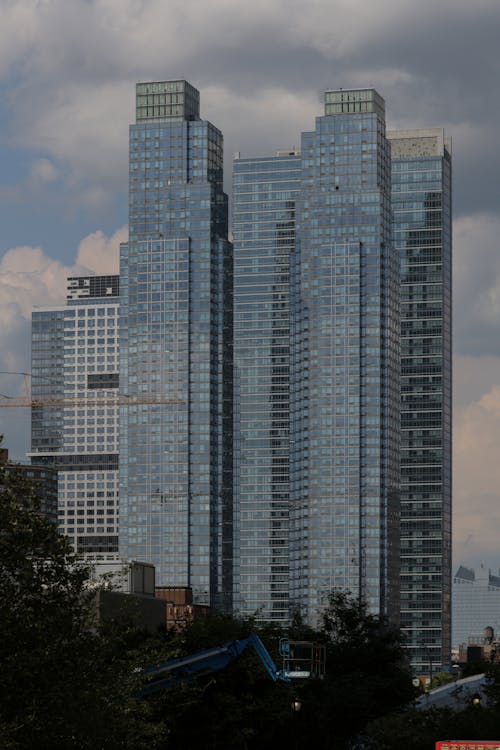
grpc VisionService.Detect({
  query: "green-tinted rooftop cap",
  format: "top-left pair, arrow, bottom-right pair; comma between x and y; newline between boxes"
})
136,80 -> 200,123
324,88 -> 385,118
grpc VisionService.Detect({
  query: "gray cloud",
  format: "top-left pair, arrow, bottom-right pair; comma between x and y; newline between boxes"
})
1,0 -> 498,221
454,213 -> 500,357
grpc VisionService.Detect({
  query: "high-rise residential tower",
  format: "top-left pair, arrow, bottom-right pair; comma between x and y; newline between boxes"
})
30,275 -> 120,560
389,129 -> 452,675
232,90 -> 400,625
119,81 -> 232,608
290,89 -> 400,624
232,150 -> 301,621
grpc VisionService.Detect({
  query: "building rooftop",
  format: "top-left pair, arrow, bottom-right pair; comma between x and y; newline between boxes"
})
388,128 -> 452,158
136,80 -> 200,123
324,88 -> 385,118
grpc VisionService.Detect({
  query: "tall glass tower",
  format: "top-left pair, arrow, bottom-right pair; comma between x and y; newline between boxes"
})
232,150 -> 301,621
389,129 -> 452,674
119,81 -> 232,608
290,89 -> 400,624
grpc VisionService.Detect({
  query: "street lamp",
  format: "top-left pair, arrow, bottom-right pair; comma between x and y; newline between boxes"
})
472,692 -> 482,707
290,697 -> 303,750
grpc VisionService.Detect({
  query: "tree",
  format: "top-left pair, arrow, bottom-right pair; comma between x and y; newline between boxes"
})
141,613 -> 297,750
0,456 -> 417,749
362,663 -> 500,749
362,701 -> 500,749
0,458 -> 166,749
140,592 -> 415,750
430,670 -> 454,689
290,591 -> 415,749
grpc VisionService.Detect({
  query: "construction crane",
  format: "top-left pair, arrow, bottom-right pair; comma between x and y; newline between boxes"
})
140,635 -> 325,696
0,372 -> 184,408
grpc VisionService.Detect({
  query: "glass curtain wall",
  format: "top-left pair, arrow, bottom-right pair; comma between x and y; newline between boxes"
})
232,151 -> 301,621
389,129 -> 452,674
119,81 -> 232,608
290,90 -> 400,624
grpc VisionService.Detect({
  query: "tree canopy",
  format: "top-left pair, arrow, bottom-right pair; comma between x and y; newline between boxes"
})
284,591 -> 415,749
0,453 -> 416,749
0,459 -> 165,749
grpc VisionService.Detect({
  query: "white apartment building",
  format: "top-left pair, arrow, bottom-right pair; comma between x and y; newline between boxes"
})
30,275 -> 120,561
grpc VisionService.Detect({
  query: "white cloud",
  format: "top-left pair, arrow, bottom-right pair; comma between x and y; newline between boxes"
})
0,245 -> 70,315
76,225 -> 126,273
0,224 -> 126,320
455,355 -> 500,411
0,225 -> 125,456
454,383 -> 500,566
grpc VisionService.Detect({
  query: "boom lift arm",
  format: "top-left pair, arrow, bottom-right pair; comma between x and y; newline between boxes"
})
141,633 -> 293,696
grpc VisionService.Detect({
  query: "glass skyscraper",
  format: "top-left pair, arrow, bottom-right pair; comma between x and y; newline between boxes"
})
30,275 -> 120,560
27,83 -> 452,659
232,90 -> 401,625
389,129 -> 452,674
119,81 -> 232,608
233,150 -> 301,621
290,89 -> 400,624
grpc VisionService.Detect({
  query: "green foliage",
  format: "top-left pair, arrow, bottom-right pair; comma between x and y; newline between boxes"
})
0,454 -> 417,749
140,591 -> 414,749
142,613 -> 297,749
363,702 -> 500,750
0,460 -> 166,749
288,591 -> 415,749
363,666 -> 500,749
430,670 -> 454,689
484,662 -> 500,705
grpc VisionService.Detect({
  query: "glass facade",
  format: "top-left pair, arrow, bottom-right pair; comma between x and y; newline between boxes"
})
453,565 -> 500,650
27,85 -> 453,641
30,277 -> 120,560
231,90 -> 400,627
119,81 -> 232,608
389,129 -> 452,674
290,89 -> 400,624
232,151 -> 301,621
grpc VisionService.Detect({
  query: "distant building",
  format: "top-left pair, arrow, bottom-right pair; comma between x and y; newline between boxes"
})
90,560 -> 166,633
155,586 -> 210,632
30,275 -> 120,561
453,564 -> 500,650
89,559 -> 156,595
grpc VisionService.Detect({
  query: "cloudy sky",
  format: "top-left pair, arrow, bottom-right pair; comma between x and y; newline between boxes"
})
0,0 -> 499,571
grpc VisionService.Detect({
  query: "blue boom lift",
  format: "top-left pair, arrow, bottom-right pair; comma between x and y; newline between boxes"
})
140,635 -> 325,696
